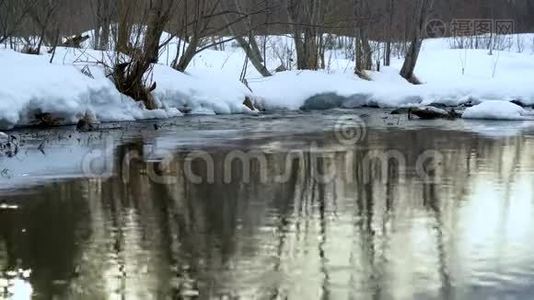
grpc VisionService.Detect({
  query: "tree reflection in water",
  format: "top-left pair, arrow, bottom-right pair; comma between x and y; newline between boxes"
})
2,129 -> 534,299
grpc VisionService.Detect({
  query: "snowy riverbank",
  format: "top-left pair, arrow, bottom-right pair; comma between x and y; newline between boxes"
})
1,34 -> 534,129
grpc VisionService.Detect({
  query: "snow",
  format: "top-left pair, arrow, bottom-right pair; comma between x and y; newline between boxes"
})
462,101 -> 532,120
1,33 -> 534,129
170,34 -> 534,109
249,68 -> 423,110
401,39 -> 534,106
153,65 -> 253,115
248,35 -> 534,110
0,46 -> 255,129
0,48 -> 182,129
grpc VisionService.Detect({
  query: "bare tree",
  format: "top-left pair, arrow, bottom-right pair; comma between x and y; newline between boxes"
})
89,0 -> 113,50
21,0 -> 61,54
116,0 -> 136,54
384,0 -> 394,66
353,0 -> 372,78
226,0 -> 272,77
0,0 -> 36,45
113,0 -> 176,109
286,0 -> 323,70
172,0 -> 223,72
399,0 -> 434,83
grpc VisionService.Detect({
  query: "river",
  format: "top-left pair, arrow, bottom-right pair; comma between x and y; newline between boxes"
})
2,110 -> 534,299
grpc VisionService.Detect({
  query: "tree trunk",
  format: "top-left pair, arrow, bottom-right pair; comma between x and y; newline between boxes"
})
287,0 -> 321,70
173,35 -> 200,72
384,41 -> 391,66
114,0 -> 172,109
223,2 -> 272,77
99,21 -> 110,50
400,38 -> 423,83
95,0 -> 111,50
400,0 -> 433,83
307,0 -> 321,70
294,33 -> 307,69
247,34 -> 265,66
172,0 -> 208,73
236,35 -> 272,77
356,29 -> 372,70
384,0 -> 394,66
303,28 -> 319,70
116,0 -> 132,54
93,26 -> 101,50
354,0 -> 372,78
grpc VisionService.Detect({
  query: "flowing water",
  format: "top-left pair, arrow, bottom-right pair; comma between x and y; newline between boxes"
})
2,110 -> 534,299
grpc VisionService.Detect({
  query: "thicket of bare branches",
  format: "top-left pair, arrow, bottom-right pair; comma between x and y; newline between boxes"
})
1,0 -> 532,107
111,0 -> 177,109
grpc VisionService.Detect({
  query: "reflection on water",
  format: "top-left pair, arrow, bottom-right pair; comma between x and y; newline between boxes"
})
2,128 -> 534,299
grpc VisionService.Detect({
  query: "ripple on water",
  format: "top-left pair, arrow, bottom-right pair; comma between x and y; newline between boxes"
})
3,119 -> 534,298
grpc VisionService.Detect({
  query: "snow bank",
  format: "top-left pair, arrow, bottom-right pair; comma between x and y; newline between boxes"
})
0,47 -> 253,129
402,39 -> 534,106
462,101 -> 531,120
198,35 -> 516,110
249,69 -> 422,110
0,48 -> 182,129
153,66 -> 252,115
246,35 -> 534,110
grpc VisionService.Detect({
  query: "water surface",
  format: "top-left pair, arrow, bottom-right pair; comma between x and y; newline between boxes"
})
2,110 -> 534,299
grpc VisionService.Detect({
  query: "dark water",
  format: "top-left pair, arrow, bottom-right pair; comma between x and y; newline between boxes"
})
2,111 -> 534,299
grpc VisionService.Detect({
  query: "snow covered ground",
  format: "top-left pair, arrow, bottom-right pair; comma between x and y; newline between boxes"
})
0,45 -> 256,129
0,48 -> 180,129
170,34 -> 534,110
462,101 -> 534,120
1,33 -> 534,129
